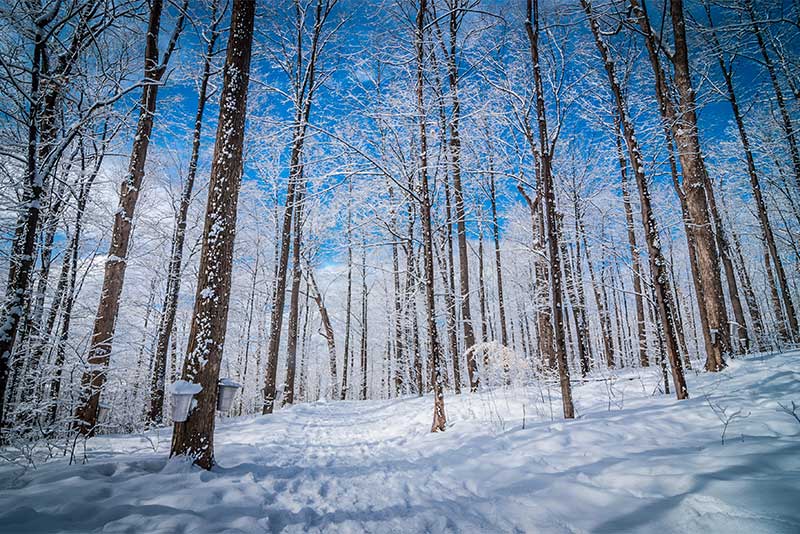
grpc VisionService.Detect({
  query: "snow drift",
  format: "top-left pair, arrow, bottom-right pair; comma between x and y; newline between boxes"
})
1,351 -> 799,533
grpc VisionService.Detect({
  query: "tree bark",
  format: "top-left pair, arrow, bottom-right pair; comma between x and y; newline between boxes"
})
477,221 -> 490,344
149,5 -> 221,423
169,0 -> 255,470
616,123 -> 649,367
341,178 -> 354,400
282,178 -> 306,406
307,266 -> 339,398
0,6 -> 60,426
631,0 -> 729,372
263,0 -> 329,413
526,0 -> 574,418
744,0 -> 800,193
75,0 -> 187,433
359,239 -> 369,400
584,0 -> 687,397
415,0 -> 446,432
439,0 -> 478,391
580,222 -> 615,369
488,166 -> 509,348
705,5 -> 797,341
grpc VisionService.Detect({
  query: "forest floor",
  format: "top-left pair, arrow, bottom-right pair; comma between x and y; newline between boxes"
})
1,351 -> 799,533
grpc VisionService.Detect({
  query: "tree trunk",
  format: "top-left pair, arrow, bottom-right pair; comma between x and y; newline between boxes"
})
237,249 -> 260,415
341,181 -> 354,400
631,0 -> 729,371
0,12 -> 54,426
390,186 -> 405,396
745,0 -> 800,193
442,2 -> 478,391
415,0 -> 446,432
477,219 -> 490,344
282,178 -> 306,407
526,0 -> 574,418
75,0 -> 187,433
263,0 -> 328,413
584,0 -> 687,397
706,6 -> 797,341
307,266 -> 339,399
169,0 -> 255,470
670,0 -> 730,371
488,167 -> 508,347
149,4 -> 221,424
442,171 -> 461,393
581,224 -> 615,369
616,124 -> 649,367
359,239 -> 369,400
557,213 -> 591,376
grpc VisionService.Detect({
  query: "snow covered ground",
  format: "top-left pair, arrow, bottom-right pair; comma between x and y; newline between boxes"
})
1,351 -> 799,533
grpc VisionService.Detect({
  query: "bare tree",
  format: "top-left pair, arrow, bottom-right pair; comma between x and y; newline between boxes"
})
263,0 -> 337,415
75,0 -> 188,434
149,0 -> 224,424
169,0 -> 256,470
415,0 -> 446,432
582,0 -> 688,398
525,0 -> 574,418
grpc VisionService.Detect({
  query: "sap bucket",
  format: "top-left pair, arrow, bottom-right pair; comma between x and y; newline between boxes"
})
169,381 -> 202,422
97,403 -> 111,423
216,378 -> 241,412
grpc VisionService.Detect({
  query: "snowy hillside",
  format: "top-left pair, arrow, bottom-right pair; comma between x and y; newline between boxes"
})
1,351 -> 799,534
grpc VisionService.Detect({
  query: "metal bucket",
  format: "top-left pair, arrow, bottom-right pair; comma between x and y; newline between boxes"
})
171,393 -> 194,422
216,379 -> 241,412
169,381 -> 202,422
97,403 -> 111,423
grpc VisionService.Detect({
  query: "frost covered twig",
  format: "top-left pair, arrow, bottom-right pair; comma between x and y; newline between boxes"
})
777,401 -> 800,426
704,395 -> 749,445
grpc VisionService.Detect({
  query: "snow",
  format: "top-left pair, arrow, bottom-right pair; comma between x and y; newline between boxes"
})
218,378 -> 241,388
2,351 -> 799,533
169,380 -> 202,395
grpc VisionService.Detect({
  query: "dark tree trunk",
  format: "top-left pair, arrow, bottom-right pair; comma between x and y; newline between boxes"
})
341,179 -> 354,400
76,0 -> 187,433
169,0 -> 255,470
149,4 -> 221,424
0,10 -> 56,426
745,0 -> 800,193
669,0 -> 730,371
526,0 -> 574,418
488,168 -> 509,348
631,0 -> 728,371
282,179 -> 306,406
442,173 -> 461,393
584,0 -> 687,397
359,240 -> 369,400
263,0 -> 329,413
390,186 -> 405,396
616,124 -> 649,367
477,220 -> 490,343
706,6 -> 797,341
415,0 -> 446,432
441,1 -> 478,391
307,266 -> 339,398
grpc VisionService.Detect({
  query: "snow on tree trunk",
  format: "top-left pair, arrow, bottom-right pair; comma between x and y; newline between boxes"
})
525,0 -> 574,419
583,0 -> 688,398
415,0 -> 446,432
75,0 -> 188,434
169,0 -> 255,470
149,2 -> 222,425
